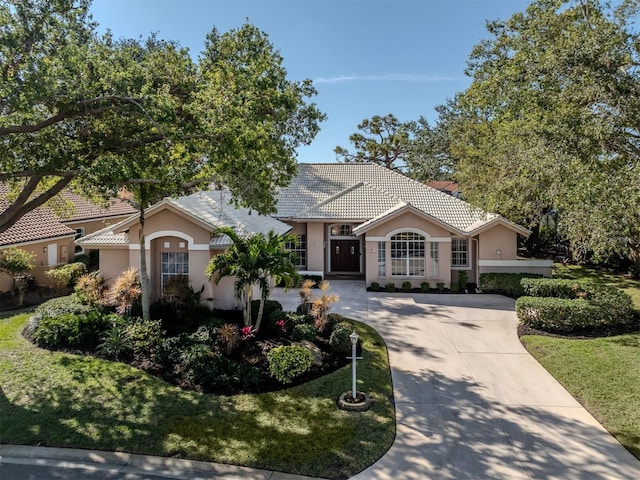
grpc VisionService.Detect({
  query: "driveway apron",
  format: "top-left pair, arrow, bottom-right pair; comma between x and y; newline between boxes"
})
273,282 -> 640,479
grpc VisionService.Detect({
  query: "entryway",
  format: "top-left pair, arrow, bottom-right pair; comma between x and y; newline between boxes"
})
330,239 -> 361,273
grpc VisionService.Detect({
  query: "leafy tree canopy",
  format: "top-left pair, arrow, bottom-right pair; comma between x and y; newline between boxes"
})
335,113 -> 453,180
0,0 -> 325,233
443,0 -> 640,262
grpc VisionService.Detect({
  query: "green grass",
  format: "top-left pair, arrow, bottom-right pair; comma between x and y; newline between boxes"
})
0,314 -> 395,479
553,263 -> 640,310
520,263 -> 640,459
521,333 -> 640,459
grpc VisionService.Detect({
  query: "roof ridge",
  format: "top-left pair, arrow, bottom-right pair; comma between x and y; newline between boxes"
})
296,181 -> 366,216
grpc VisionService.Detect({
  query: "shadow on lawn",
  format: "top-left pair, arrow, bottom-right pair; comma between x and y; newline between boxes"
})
0,326 -> 394,480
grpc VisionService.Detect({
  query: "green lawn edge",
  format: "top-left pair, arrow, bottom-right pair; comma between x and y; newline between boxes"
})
520,263 -> 640,460
0,313 -> 395,479
521,333 -> 640,459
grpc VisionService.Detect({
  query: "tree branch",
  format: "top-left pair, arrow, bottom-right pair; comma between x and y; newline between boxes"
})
0,174 -> 74,234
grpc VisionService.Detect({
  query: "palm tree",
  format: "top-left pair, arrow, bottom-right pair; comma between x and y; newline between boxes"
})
206,227 -> 299,332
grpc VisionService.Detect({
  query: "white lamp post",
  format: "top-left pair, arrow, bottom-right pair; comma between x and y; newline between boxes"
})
349,331 -> 361,400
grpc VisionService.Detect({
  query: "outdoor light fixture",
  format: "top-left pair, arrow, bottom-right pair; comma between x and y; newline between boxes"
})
496,249 -> 502,259
349,331 -> 359,400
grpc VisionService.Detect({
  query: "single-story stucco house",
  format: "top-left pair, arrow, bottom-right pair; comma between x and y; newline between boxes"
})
77,163 -> 552,310
0,186 -> 136,292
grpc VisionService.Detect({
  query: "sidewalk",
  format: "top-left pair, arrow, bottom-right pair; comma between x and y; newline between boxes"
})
0,444 -> 323,479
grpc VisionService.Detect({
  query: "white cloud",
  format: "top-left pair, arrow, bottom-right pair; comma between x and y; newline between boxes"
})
313,73 -> 458,84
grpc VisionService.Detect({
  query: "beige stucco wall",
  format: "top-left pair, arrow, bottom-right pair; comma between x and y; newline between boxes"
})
478,225 -> 518,260
364,211 -> 452,238
126,207 -> 213,247
0,236 -> 75,292
98,248 -> 131,284
363,211 -> 454,288
306,222 -> 325,273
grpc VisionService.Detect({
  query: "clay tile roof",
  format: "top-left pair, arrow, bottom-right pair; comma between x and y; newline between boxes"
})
275,163 -> 494,232
0,199 -> 75,247
58,190 -> 136,222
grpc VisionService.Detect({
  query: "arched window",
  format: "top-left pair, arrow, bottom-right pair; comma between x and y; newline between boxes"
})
390,232 -> 425,276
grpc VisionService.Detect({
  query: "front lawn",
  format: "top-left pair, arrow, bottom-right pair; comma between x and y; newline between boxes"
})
0,313 -> 395,479
521,333 -> 640,459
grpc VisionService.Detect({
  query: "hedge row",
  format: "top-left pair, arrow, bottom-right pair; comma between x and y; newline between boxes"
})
516,280 -> 635,334
479,273 -> 544,297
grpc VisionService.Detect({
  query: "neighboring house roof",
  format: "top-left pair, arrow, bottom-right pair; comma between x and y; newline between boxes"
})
427,180 -> 460,196
0,185 -> 136,248
78,189 -> 292,248
275,163 -> 528,235
58,190 -> 136,222
0,198 -> 76,247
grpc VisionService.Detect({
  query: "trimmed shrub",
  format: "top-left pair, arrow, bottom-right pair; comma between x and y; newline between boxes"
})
516,282 -> 635,333
436,282 -> 445,291
45,262 -> 87,294
124,318 -> 162,356
156,333 -> 198,365
480,272 -> 544,297
329,321 -> 353,353
370,282 -> 381,291
521,278 -> 587,299
24,294 -> 94,340
420,281 -> 430,292
384,282 -> 396,292
32,310 -> 113,350
291,323 -> 317,342
457,270 -> 468,291
267,345 -> 314,384
401,281 -> 412,292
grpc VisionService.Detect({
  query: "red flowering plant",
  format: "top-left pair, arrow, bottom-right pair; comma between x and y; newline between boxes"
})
241,325 -> 255,338
275,319 -> 287,334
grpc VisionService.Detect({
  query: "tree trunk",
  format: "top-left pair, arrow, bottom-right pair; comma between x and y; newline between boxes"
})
139,208 -> 151,320
255,296 -> 266,332
244,285 -> 253,326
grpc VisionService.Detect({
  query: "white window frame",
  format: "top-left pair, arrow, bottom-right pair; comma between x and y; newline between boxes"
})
74,227 -> 85,254
451,238 -> 470,269
430,242 -> 439,278
285,234 -> 307,270
377,241 -> 386,277
390,232 -> 425,277
161,252 -> 189,292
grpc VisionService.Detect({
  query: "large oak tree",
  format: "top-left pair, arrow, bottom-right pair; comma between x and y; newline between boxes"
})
0,0 -> 324,233
445,0 -> 640,262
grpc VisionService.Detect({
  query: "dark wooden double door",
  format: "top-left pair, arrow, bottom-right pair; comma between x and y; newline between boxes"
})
331,239 -> 361,272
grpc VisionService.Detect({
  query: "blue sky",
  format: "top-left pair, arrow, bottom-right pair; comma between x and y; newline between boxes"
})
90,0 -> 531,163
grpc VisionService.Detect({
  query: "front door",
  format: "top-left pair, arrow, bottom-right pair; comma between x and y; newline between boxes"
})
331,239 -> 360,272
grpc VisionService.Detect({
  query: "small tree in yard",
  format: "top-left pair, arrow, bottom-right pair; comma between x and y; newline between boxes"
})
107,267 -> 142,316
0,247 -> 35,306
206,227 -> 299,332
310,281 -> 340,333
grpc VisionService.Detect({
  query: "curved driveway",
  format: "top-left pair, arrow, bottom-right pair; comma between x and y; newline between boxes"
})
302,281 -> 640,480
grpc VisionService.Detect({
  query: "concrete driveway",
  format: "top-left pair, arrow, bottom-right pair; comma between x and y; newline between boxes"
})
274,281 -> 640,479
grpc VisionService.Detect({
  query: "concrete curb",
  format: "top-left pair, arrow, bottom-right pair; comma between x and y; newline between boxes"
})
0,445 -> 325,479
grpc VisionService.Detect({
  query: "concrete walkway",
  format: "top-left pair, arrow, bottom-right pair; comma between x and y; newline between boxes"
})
274,281 -> 640,479
3,280 -> 640,479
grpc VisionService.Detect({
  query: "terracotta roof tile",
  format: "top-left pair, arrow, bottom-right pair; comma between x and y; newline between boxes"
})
0,199 -> 75,246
